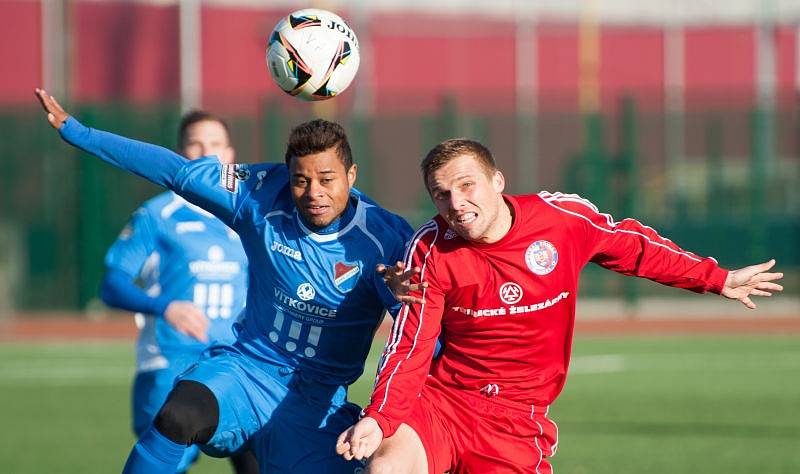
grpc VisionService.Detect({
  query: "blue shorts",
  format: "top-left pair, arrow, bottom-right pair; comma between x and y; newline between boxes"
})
178,343 -> 365,473
132,354 -> 201,472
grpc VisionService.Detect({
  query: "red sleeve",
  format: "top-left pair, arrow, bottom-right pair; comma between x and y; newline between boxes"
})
541,192 -> 729,294
363,221 -> 444,438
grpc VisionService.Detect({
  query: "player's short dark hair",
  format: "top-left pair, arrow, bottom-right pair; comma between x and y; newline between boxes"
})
284,119 -> 353,170
177,110 -> 232,149
421,138 -> 497,188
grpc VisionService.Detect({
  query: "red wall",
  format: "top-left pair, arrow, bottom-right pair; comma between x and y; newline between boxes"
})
0,1 -> 42,104
537,23 -> 580,112
684,26 -> 756,109
200,6 -> 286,113
370,13 -> 517,113
600,27 -> 664,111
775,25 -> 796,108
72,1 -> 179,103
1,3 -> 796,114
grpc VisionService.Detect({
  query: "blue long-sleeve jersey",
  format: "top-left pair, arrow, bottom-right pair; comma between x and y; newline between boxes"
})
101,192 -> 249,373
61,117 -> 412,385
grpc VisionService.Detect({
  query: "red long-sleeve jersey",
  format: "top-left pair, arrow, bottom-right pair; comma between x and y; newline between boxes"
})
364,192 -> 729,438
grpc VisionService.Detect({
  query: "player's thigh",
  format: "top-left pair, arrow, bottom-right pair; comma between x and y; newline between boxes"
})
256,380 -> 364,473
367,423 -> 428,474
178,346 -> 290,457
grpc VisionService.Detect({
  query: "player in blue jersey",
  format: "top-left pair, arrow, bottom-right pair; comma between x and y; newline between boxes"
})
100,111 -> 258,473
35,88 -> 413,474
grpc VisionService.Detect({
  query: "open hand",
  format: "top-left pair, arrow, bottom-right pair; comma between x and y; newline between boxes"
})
34,88 -> 69,129
377,261 -> 428,305
721,259 -> 784,309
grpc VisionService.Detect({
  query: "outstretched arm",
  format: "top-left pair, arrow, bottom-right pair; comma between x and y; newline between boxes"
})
35,88 -> 260,227
561,193 -> 784,308
35,88 -> 185,188
721,259 -> 783,309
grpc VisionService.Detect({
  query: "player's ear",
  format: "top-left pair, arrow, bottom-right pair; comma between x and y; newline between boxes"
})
492,170 -> 505,193
347,163 -> 357,187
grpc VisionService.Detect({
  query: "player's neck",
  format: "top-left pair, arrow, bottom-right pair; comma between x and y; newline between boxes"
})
478,196 -> 515,244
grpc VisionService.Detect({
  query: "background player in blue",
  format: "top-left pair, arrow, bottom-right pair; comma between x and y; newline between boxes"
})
100,111 -> 258,474
35,88 -> 413,474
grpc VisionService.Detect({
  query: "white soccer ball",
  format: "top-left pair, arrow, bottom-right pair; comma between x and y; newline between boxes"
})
266,9 -> 360,101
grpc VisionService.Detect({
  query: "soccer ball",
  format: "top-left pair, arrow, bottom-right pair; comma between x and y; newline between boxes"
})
266,9 -> 360,101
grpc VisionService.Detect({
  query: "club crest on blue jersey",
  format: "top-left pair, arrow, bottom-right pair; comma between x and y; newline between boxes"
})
333,261 -> 360,293
525,240 -> 558,275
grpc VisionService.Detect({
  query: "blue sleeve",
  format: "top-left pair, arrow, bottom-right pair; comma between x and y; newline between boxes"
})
173,160 -> 283,228
104,207 -> 157,277
101,207 -> 171,315
59,116 -> 186,188
59,116 -> 276,227
100,268 -> 171,316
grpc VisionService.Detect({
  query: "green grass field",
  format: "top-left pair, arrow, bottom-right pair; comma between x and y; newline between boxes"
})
2,335 -> 799,473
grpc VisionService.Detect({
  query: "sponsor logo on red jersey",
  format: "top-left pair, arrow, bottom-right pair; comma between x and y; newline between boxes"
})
499,282 -> 523,304
525,240 -> 558,275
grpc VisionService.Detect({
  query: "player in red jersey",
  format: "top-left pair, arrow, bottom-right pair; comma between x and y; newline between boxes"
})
337,138 -> 784,473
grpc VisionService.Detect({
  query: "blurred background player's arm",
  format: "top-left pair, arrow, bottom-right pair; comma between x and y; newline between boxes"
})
100,204 -> 209,343
100,270 -> 209,343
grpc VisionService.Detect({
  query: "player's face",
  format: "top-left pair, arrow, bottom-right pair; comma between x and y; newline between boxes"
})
181,120 -> 235,164
289,147 -> 357,230
427,154 -> 508,243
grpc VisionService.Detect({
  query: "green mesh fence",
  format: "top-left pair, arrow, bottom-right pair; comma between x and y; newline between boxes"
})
1,98 -> 797,310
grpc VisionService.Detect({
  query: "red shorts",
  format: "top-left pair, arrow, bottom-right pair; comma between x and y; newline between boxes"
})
404,377 -> 558,474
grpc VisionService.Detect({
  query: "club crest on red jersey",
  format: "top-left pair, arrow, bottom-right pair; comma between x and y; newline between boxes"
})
525,240 -> 558,275
499,282 -> 523,304
333,261 -> 360,292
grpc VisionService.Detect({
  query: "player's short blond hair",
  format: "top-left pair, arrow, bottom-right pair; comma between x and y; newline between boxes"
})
421,139 -> 497,189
